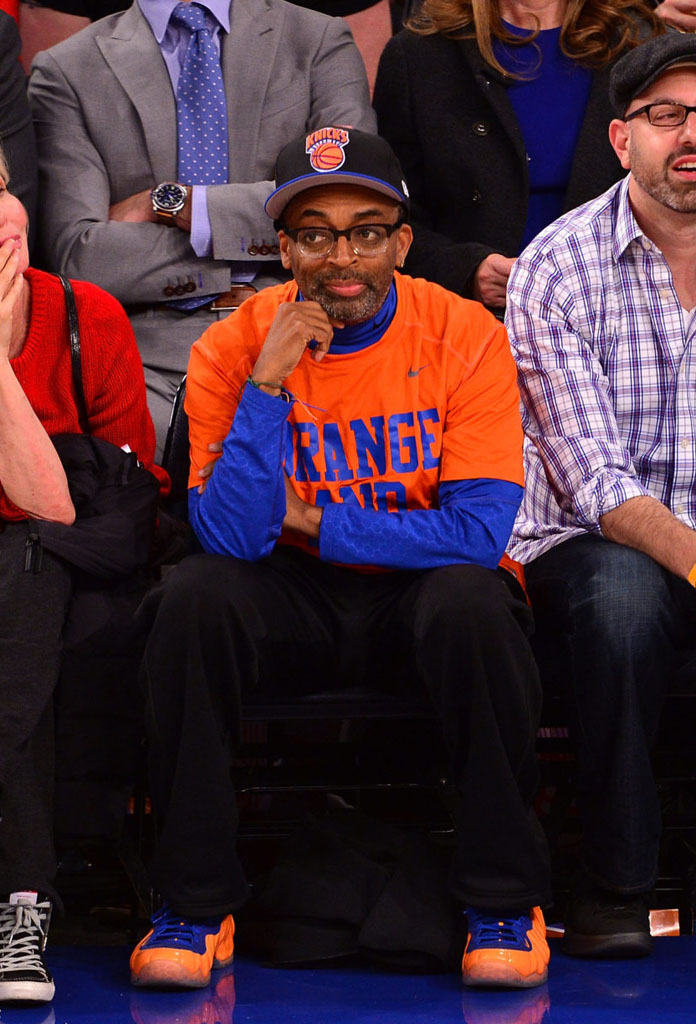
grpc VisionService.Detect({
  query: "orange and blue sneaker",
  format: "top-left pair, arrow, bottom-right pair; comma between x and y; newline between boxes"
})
461,907 -> 549,989
130,904 -> 235,989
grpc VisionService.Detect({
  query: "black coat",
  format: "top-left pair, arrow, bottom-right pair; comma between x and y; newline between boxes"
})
373,29 -> 626,296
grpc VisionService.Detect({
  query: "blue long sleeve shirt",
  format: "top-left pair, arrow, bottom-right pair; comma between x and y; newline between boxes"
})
190,385 -> 522,570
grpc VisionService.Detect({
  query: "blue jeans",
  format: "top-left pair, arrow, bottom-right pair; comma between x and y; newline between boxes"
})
526,534 -> 696,892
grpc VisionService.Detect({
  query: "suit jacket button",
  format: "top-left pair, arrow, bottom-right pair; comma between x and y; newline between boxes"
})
248,245 -> 259,255
472,189 -> 482,203
164,285 -> 175,297
472,121 -> 489,136
259,244 -> 271,255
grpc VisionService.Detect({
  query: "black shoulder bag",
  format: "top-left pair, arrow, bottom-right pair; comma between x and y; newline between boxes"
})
28,276 -> 160,584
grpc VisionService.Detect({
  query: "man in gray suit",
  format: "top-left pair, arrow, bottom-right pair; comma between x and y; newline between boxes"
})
28,0 -> 375,454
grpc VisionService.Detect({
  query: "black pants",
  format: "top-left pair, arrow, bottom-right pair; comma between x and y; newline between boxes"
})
140,547 -> 551,917
0,521 -> 72,901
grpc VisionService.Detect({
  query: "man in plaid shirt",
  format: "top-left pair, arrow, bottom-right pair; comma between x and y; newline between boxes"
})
506,33 -> 696,960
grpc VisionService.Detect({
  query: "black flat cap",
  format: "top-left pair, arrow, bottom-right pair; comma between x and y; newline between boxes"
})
610,33 -> 696,116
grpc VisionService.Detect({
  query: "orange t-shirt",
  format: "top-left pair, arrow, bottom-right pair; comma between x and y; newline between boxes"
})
186,273 -> 524,576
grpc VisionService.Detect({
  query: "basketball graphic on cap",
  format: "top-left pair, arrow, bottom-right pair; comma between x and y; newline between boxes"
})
310,141 -> 346,172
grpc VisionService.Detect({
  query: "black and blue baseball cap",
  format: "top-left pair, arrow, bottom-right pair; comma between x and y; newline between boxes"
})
265,127 -> 410,220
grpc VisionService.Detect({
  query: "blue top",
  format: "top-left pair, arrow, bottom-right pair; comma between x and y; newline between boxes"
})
493,22 -> 592,249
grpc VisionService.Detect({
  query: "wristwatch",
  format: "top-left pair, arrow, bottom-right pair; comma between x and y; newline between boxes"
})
150,182 -> 188,222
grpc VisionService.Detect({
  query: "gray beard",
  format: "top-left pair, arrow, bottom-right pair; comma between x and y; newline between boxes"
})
305,274 -> 389,325
630,143 -> 696,214
313,288 -> 383,324
643,180 -> 696,214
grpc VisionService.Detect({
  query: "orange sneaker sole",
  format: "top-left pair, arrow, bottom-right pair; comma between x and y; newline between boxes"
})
462,955 -> 548,989
130,950 -> 234,989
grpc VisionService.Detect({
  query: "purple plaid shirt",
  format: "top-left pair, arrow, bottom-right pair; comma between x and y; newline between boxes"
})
505,176 -> 696,564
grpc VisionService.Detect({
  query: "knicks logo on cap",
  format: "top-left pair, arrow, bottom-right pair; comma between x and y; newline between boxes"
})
306,127 -> 350,172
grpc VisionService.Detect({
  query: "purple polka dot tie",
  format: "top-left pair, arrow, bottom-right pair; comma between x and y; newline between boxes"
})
172,2 -> 228,186
170,2 -> 227,309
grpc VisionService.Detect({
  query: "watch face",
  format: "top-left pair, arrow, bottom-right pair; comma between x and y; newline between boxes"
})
153,183 -> 186,211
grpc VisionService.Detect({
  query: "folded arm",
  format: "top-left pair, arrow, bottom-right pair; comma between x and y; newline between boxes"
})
318,478 -> 522,569
29,51 -> 234,303
191,381 -> 522,568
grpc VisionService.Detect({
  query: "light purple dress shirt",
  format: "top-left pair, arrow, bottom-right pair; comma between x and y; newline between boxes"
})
138,0 -> 240,264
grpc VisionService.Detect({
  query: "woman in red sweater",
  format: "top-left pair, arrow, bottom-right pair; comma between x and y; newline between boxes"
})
0,149 -> 165,1007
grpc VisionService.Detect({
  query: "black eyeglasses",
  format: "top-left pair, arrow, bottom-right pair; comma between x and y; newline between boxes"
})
283,221 -> 404,258
625,102 -> 696,128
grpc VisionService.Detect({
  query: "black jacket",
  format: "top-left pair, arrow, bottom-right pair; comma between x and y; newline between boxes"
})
373,29 -> 627,296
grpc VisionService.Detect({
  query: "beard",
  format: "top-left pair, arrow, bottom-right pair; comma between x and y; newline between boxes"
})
296,266 -> 394,324
629,141 -> 696,214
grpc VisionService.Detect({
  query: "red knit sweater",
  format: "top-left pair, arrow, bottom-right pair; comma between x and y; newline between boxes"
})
1,268 -> 168,521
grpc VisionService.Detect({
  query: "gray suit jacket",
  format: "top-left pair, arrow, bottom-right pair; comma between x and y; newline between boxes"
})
28,0 -> 376,306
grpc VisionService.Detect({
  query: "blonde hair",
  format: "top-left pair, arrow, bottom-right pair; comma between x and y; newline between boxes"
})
408,0 -> 666,75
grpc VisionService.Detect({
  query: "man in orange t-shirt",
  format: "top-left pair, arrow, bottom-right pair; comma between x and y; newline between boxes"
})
131,129 -> 551,993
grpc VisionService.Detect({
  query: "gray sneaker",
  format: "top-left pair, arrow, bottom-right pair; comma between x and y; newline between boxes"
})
0,897 -> 55,1003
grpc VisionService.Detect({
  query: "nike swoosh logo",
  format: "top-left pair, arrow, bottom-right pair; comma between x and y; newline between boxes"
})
408,364 -> 430,377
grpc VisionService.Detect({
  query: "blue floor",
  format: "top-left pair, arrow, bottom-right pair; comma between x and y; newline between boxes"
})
2,939 -> 696,1024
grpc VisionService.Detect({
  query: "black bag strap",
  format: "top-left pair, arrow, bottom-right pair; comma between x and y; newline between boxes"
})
58,273 -> 89,432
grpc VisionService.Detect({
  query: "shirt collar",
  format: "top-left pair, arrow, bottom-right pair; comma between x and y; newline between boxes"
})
139,0 -> 231,44
612,174 -> 651,262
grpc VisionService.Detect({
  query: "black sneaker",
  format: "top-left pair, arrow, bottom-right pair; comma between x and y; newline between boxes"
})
561,886 -> 652,958
0,895 -> 55,1002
